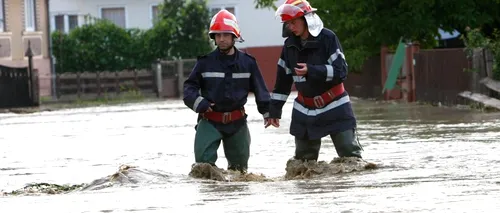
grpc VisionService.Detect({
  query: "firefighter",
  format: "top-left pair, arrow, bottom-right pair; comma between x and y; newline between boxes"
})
266,0 -> 363,161
183,9 -> 271,174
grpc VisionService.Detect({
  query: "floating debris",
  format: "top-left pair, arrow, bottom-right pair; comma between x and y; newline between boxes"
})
1,164 -> 168,196
1,183 -> 86,196
284,157 -> 378,180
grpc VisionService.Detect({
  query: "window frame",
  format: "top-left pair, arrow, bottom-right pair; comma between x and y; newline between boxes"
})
24,0 -> 36,32
150,3 -> 160,27
0,0 -> 5,32
52,14 -> 81,33
208,5 -> 238,19
98,5 -> 128,28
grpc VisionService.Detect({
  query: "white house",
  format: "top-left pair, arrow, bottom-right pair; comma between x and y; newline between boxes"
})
48,0 -> 285,49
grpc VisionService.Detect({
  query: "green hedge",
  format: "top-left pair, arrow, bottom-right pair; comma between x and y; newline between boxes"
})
52,0 -> 212,74
462,28 -> 500,81
52,19 -> 156,73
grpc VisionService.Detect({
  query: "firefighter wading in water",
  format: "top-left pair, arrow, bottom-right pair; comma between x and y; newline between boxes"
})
266,0 -> 364,161
183,9 -> 271,174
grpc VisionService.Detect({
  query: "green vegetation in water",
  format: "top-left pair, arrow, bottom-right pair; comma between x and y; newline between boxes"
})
2,183 -> 86,196
1,165 -> 142,196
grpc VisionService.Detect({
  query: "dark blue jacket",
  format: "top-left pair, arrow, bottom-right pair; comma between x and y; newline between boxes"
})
183,47 -> 271,134
269,28 -> 357,140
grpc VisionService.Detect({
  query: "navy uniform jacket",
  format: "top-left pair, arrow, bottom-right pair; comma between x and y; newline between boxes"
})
183,48 -> 271,135
269,28 -> 357,140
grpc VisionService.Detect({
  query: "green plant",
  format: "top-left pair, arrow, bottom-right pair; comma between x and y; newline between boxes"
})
255,0 -> 500,72
51,0 -> 212,74
461,27 -> 500,80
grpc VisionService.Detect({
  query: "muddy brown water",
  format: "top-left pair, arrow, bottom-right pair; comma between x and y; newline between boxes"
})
1,92 -> 500,212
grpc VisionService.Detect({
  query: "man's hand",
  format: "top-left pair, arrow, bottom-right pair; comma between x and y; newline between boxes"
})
294,63 -> 308,76
205,103 -> 215,112
264,118 -> 280,128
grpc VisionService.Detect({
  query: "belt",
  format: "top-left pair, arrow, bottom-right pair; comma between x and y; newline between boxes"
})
297,83 -> 345,108
201,108 -> 245,124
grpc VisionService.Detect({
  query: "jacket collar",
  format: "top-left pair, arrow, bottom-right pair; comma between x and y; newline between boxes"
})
285,32 -> 322,50
211,46 -> 240,67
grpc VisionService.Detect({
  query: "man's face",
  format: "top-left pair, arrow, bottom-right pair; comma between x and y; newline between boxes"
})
215,33 -> 234,51
285,17 -> 306,37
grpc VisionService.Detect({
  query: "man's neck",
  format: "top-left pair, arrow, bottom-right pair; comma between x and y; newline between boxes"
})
220,46 -> 235,55
300,30 -> 310,40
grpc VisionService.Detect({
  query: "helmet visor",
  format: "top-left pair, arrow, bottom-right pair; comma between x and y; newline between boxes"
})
274,4 -> 304,22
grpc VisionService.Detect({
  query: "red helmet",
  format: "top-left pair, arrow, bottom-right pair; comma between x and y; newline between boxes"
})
275,0 -> 317,23
209,9 -> 243,42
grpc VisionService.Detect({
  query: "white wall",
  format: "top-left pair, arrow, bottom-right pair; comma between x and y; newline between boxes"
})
49,0 -> 285,48
50,0 -> 162,29
207,0 -> 285,49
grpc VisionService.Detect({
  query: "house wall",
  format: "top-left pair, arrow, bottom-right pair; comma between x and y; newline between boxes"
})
49,0 -> 163,30
47,0 -> 287,97
0,0 -> 52,97
207,0 -> 285,49
49,0 -> 286,48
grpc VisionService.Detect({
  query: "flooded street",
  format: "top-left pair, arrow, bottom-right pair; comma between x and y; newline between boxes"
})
1,91 -> 500,213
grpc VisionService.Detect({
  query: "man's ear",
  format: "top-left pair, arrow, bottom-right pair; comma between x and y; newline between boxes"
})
282,23 -> 292,38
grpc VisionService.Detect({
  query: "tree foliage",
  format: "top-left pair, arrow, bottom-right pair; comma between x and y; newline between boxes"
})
159,0 -> 212,59
255,0 -> 500,71
51,0 -> 212,73
462,28 -> 500,80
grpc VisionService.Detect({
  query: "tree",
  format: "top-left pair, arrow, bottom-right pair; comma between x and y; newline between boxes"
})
254,0 -> 500,71
157,0 -> 212,60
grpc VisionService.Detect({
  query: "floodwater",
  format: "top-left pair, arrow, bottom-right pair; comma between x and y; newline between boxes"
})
1,92 -> 500,213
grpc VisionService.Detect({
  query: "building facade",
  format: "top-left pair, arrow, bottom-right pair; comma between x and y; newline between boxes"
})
0,0 -> 52,97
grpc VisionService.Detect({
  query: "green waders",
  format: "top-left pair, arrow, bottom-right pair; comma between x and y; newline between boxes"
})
294,129 -> 363,161
194,119 -> 251,172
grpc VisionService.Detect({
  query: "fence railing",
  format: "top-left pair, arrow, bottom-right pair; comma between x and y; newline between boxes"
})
49,59 -> 198,101
55,70 -> 157,100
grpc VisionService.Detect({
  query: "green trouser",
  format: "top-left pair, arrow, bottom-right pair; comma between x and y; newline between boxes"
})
294,129 -> 363,161
194,119 -> 251,172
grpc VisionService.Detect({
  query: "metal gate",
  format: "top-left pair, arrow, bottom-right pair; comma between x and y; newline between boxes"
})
0,47 -> 39,108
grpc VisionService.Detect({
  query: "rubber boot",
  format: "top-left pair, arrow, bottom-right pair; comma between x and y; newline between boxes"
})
222,122 -> 251,174
194,119 -> 223,165
294,137 -> 322,161
330,129 -> 363,158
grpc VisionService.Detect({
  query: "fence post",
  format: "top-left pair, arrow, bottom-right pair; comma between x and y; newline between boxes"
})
77,72 -> 81,98
25,40 -> 39,106
177,59 -> 184,99
408,43 -> 420,102
56,74 -> 61,99
470,48 -> 483,93
380,46 -> 389,100
154,61 -> 163,98
114,71 -> 120,95
484,48 -> 494,78
96,72 -> 101,97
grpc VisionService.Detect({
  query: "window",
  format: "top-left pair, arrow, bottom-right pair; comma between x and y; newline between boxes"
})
55,15 -> 64,31
0,0 -> 5,32
101,7 -> 126,28
209,6 -> 235,17
54,15 -> 79,33
68,15 -> 78,30
24,0 -> 36,32
151,5 -> 159,26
